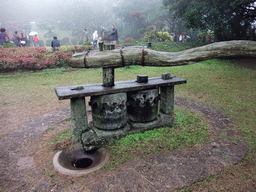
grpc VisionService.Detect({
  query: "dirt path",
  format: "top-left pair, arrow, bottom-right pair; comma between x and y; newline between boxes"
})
0,97 -> 248,191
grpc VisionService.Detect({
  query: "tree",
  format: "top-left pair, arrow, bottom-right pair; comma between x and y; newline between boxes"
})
163,0 -> 256,41
114,0 -> 167,40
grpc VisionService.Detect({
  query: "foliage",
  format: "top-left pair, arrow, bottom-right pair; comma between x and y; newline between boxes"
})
148,41 -> 208,52
156,31 -> 172,41
123,37 -> 135,44
0,45 -> 91,71
115,0 -> 168,40
83,41 -> 92,46
62,37 -> 69,45
142,30 -> 172,42
1,42 -> 16,48
163,0 -> 256,41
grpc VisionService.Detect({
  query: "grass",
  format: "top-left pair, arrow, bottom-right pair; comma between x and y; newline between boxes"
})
103,108 -> 209,169
1,41 -> 255,191
51,129 -> 71,145
123,41 -> 209,52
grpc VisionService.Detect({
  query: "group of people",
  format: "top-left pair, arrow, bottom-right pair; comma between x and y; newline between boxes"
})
1,24 -> 118,50
172,33 -> 187,42
83,25 -> 118,49
0,28 -> 40,47
197,34 -> 212,43
0,27 -> 60,51
171,32 -> 212,43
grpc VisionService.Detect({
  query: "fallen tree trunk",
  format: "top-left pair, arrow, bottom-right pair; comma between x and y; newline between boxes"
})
70,40 -> 256,68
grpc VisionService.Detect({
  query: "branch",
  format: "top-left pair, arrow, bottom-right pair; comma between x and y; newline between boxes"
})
70,40 -> 256,68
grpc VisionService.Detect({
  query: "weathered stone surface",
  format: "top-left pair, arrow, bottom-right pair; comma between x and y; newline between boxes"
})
127,89 -> 159,123
55,76 -> 186,100
70,98 -> 88,142
70,40 -> 256,68
103,67 -> 115,87
90,93 -> 127,130
160,85 -> 174,115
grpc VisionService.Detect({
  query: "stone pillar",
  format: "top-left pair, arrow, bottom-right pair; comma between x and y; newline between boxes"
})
103,67 -> 115,87
160,86 -> 174,115
70,97 -> 88,143
99,41 -> 104,51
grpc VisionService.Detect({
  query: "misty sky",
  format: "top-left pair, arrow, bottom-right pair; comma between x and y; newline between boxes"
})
1,0 -> 115,24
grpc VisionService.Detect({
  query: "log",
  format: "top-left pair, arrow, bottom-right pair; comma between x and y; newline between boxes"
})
70,40 -> 256,68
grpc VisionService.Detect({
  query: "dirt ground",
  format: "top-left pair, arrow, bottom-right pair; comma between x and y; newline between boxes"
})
0,60 -> 254,191
0,95 -> 249,191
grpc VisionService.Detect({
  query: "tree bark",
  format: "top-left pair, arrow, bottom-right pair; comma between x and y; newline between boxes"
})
70,40 -> 256,68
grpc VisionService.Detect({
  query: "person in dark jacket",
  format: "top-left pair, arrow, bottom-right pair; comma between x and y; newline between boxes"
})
110,25 -> 118,46
51,36 -> 60,51
13,31 -> 20,46
20,33 -> 27,47
0,28 -> 9,45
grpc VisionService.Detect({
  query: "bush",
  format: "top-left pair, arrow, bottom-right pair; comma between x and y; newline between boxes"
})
0,47 -> 73,71
142,30 -> 172,42
0,45 -> 99,71
83,41 -> 92,46
1,42 -> 16,48
123,37 -> 135,44
62,37 -> 69,45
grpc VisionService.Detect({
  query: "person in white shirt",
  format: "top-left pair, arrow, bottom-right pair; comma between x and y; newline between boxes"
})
92,31 -> 98,49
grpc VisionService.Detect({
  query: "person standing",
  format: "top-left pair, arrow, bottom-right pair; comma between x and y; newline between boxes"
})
0,28 -> 9,45
26,34 -> 31,47
92,30 -> 98,49
179,34 -> 182,42
207,33 -> 212,43
13,31 -> 20,47
110,25 -> 118,46
33,35 -> 39,47
20,33 -> 26,47
83,29 -> 89,42
51,36 -> 60,51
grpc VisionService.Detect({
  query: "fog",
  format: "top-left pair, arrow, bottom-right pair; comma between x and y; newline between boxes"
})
0,0 -> 166,43
1,0 -> 115,23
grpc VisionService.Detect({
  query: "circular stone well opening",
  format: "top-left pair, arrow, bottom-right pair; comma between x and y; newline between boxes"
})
72,157 -> 94,169
53,148 -> 109,176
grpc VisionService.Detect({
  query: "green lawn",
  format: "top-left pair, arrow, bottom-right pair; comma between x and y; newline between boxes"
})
0,44 -> 255,191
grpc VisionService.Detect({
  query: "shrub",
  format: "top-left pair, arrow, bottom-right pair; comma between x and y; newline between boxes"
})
83,41 -> 92,46
0,45 -> 92,71
143,30 -> 171,42
62,37 -> 69,45
123,37 -> 135,44
1,42 -> 16,48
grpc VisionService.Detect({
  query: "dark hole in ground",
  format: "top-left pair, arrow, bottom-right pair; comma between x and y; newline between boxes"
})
72,158 -> 94,169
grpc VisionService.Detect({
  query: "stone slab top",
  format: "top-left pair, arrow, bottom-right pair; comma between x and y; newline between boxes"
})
55,76 -> 187,100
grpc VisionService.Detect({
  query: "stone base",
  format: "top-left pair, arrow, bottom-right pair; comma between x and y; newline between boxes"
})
82,113 -> 174,150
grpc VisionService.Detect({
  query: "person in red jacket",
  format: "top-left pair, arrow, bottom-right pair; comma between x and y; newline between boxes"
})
33,35 -> 39,47
207,33 -> 212,43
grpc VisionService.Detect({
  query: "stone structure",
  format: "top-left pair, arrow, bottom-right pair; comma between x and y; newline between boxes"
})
55,72 -> 186,151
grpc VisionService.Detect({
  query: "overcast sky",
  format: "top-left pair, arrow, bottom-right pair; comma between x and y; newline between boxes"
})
1,0 -> 116,24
